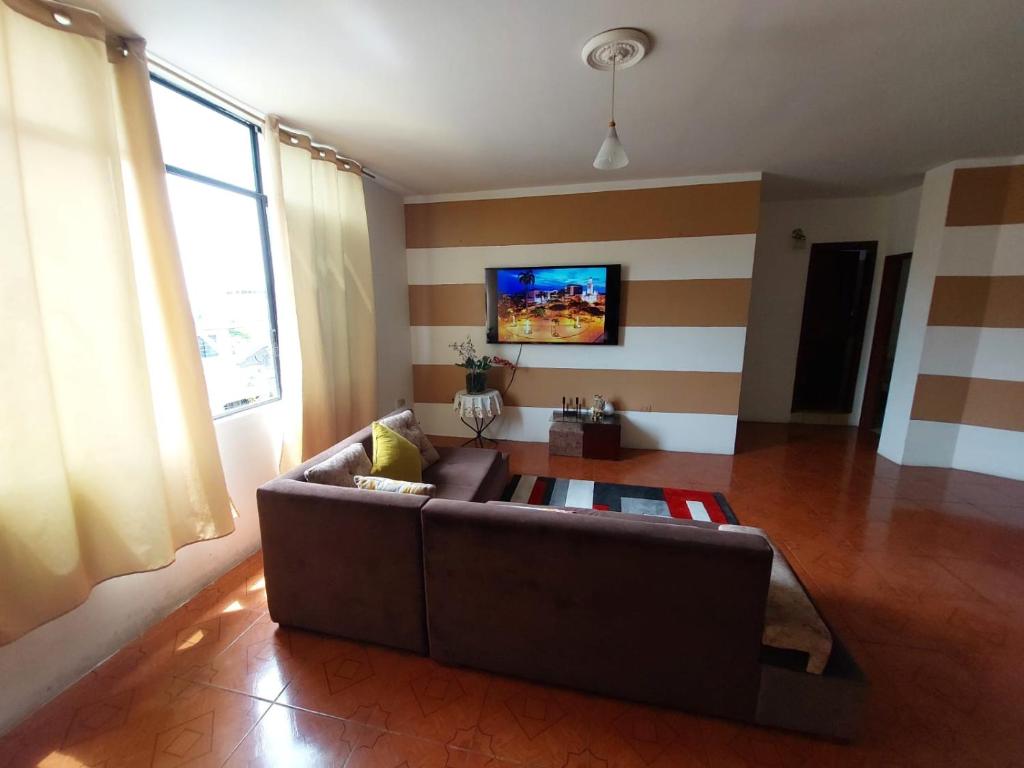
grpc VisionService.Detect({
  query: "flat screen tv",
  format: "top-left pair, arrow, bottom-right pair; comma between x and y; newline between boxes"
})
485,265 -> 621,345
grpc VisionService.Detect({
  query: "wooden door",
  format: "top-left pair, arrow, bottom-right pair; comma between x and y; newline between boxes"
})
791,241 -> 877,413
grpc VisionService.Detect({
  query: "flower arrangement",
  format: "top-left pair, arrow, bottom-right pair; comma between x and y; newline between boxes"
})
449,336 -> 491,373
449,336 -> 520,394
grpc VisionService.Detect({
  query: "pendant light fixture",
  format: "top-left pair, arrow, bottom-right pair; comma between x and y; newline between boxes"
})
582,28 -> 650,171
594,58 -> 627,169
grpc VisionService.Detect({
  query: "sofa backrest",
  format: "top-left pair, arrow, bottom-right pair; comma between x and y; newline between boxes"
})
487,500 -> 722,531
421,498 -> 774,720
278,426 -> 374,483
280,408 -> 421,482
258,475 -> 429,653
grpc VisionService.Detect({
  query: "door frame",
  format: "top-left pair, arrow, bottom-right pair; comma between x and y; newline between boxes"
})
859,252 -> 912,430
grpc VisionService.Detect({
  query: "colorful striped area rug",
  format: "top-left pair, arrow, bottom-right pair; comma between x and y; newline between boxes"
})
501,475 -> 739,524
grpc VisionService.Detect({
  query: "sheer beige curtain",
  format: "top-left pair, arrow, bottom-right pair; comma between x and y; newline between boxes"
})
0,2 -> 233,644
264,118 -> 377,466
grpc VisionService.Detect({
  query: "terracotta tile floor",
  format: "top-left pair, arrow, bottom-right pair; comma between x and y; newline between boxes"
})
3,423 -> 1024,767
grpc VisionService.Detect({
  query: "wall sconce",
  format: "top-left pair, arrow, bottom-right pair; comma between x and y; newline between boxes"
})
791,228 -> 807,248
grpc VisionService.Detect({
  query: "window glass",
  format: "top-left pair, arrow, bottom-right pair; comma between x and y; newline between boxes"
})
151,80 -> 256,190
152,77 -> 280,418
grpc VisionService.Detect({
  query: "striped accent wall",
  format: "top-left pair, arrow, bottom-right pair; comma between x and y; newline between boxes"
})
405,176 -> 761,454
906,164 -> 1024,478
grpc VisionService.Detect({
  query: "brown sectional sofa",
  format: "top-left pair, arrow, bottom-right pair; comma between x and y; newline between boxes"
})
257,420 -> 866,740
257,422 -> 509,653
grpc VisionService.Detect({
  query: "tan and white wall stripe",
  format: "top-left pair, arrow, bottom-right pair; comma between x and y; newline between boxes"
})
404,174 -> 761,454
879,160 -> 1024,480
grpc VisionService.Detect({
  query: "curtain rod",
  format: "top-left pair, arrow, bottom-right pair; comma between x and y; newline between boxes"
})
147,53 -> 264,124
146,52 -> 375,179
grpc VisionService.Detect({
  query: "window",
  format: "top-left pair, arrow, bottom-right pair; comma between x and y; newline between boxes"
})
151,76 -> 281,417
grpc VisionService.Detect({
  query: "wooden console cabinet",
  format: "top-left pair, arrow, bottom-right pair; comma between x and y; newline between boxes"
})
549,411 -> 621,460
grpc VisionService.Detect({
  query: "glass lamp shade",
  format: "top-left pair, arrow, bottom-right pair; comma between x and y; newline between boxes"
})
593,122 -> 628,170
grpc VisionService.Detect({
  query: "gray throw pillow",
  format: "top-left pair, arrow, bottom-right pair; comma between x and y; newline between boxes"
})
304,443 -> 372,487
377,409 -> 441,469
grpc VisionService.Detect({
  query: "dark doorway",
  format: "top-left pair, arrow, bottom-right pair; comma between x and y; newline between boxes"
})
860,252 -> 912,430
791,241 -> 878,413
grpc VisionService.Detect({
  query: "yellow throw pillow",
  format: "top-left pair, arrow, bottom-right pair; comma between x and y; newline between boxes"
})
370,421 -> 423,483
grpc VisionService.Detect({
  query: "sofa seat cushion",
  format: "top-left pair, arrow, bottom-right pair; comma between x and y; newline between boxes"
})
422,447 -> 501,502
720,524 -> 833,674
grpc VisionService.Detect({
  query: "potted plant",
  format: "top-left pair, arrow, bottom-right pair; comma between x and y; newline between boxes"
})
449,337 -> 493,393
449,337 -> 520,394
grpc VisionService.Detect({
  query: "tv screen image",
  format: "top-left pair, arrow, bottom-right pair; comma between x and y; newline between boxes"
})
485,265 -> 621,345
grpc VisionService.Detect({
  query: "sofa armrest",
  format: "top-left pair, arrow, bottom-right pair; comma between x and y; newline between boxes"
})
257,478 -> 429,653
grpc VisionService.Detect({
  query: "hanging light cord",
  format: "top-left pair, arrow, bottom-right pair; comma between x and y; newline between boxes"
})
610,55 -> 617,126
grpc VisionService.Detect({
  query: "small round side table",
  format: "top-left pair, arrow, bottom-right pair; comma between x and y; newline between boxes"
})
453,388 -> 502,447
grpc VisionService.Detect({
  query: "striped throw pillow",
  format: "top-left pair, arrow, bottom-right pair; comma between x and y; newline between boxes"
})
353,475 -> 436,497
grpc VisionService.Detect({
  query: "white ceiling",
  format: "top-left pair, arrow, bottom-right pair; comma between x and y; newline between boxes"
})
87,0 -> 1024,198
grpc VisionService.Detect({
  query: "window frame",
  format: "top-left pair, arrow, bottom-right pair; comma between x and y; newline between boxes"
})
150,73 -> 282,419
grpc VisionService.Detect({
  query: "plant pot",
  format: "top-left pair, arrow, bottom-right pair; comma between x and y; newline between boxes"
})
466,370 -> 488,394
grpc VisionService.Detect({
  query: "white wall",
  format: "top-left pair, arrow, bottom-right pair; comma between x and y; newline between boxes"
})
0,404 -> 282,735
364,178 -> 414,414
878,166 -> 955,461
880,156 -> 1024,479
739,188 -> 921,424
885,186 -> 925,254
0,178 -> 411,736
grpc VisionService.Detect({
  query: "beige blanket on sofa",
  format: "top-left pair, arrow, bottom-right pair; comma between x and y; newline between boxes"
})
719,524 -> 833,674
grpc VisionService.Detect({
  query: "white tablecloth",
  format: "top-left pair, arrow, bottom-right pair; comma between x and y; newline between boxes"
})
453,388 -> 503,419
